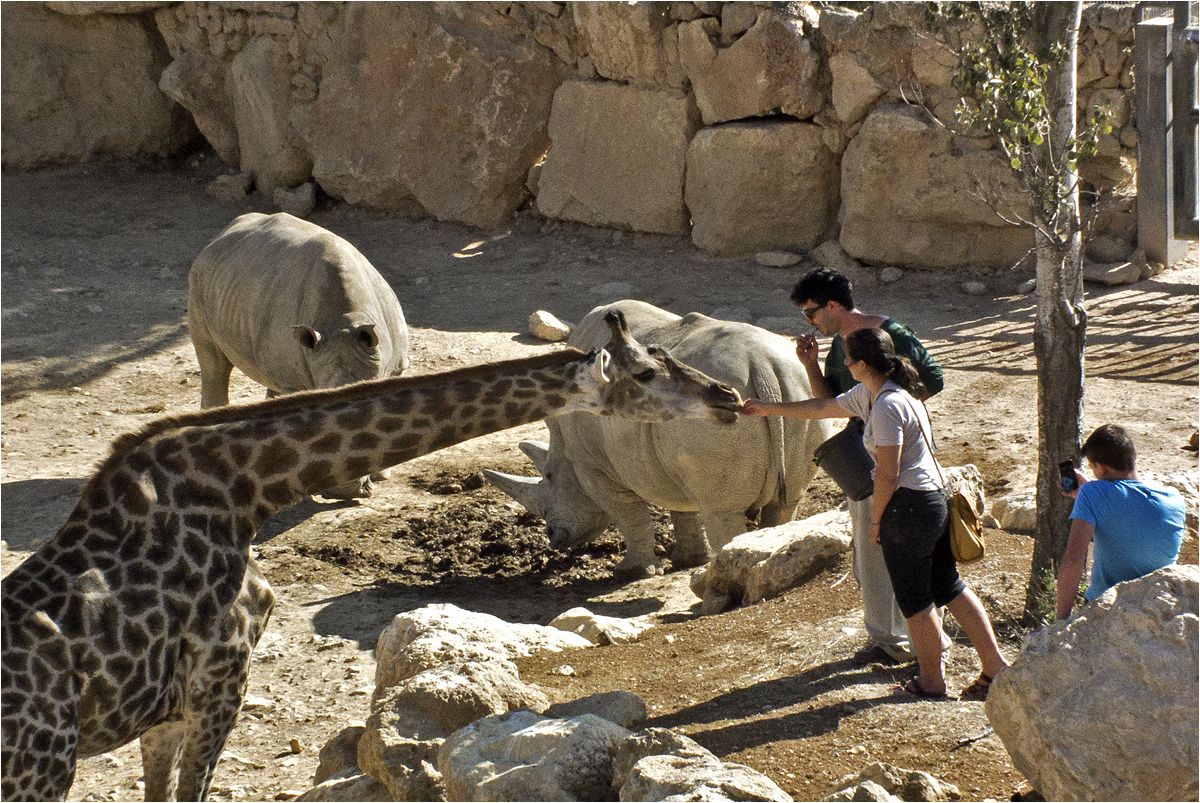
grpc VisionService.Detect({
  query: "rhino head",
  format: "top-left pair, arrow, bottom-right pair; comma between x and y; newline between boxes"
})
292,314 -> 398,389
484,438 -> 612,551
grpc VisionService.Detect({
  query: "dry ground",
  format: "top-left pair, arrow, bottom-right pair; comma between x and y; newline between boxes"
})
1,156 -> 1196,802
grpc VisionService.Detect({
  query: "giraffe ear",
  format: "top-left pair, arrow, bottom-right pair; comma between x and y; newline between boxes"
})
591,347 -> 612,384
292,325 -> 321,349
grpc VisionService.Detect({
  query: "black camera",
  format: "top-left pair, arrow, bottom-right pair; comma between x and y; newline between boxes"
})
1058,460 -> 1078,492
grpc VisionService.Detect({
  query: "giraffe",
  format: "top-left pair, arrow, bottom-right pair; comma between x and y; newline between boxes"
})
0,311 -> 741,801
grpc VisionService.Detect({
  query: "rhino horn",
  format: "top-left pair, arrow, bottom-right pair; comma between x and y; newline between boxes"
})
517,440 -> 550,474
483,470 -> 548,516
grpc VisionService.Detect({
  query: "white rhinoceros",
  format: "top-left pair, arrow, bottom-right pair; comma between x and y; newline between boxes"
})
485,300 -> 832,578
187,212 -> 410,498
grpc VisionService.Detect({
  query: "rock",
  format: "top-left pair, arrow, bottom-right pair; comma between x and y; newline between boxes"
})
294,770 -> 393,802
571,3 -> 681,89
991,491 -> 1036,533
156,49 -> 239,166
943,465 -> 987,518
228,37 -> 311,194
878,267 -> 904,284
611,728 -> 718,792
1082,260 -> 1142,286
691,509 -> 852,613
1016,278 -> 1037,295
544,691 -> 648,729
307,4 -> 565,228
206,173 -> 253,203
829,52 -> 886,125
274,183 -> 317,218
548,607 -> 653,645
314,725 -> 364,784
620,755 -> 792,802
537,79 -> 699,235
2,3 -> 195,169
810,240 -> 861,270
755,251 -> 805,268
961,281 -> 988,296
987,565 -> 1198,802
825,762 -> 960,801
823,779 -> 898,801
528,310 -> 572,342
373,603 -> 592,694
677,10 -> 824,126
686,121 -> 837,256
45,2 -> 172,13
1086,233 -> 1133,263
840,104 -> 1033,270
438,709 -> 630,802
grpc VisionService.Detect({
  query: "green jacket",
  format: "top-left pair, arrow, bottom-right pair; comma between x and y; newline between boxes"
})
824,319 -> 943,397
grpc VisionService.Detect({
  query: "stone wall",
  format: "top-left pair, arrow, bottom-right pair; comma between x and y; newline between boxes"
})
0,1 -> 1141,269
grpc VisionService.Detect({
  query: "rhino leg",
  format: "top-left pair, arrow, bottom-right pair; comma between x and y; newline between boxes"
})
699,510 -> 749,552
759,497 -> 800,528
607,502 -> 663,579
668,511 -> 711,569
193,335 -> 234,409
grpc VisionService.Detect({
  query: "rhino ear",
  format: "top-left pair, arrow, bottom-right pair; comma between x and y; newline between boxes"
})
355,323 -> 379,349
483,470 -> 549,516
517,440 -> 550,475
292,325 -> 321,349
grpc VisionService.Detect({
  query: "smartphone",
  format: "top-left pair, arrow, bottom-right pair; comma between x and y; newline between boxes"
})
1058,460 -> 1078,492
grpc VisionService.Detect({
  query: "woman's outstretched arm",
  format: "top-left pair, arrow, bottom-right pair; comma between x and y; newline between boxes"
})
740,396 -> 849,419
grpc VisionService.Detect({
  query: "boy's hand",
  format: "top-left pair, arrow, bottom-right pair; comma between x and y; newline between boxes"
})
1060,468 -> 1087,499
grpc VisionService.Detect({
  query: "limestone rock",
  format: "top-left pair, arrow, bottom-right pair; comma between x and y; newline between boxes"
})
528,310 -> 572,342
228,37 -> 312,194
314,725 -> 365,784
878,267 -> 905,284
438,709 -> 631,802
987,565 -> 1198,802
810,240 -> 861,270
1082,260 -> 1142,286
274,183 -> 317,219
961,281 -> 989,296
686,120 -> 838,256
294,770 -> 393,802
991,491 -> 1036,534
823,779 -> 898,802
620,754 -> 792,802
840,104 -> 1033,270
1086,233 -> 1134,263
691,510 -> 852,613
373,603 -> 591,694
45,2 -> 172,13
829,52 -> 885,125
548,607 -> 653,645
611,728 -> 718,792
754,251 -> 805,268
677,11 -> 824,126
825,762 -> 960,801
943,465 -> 987,519
2,4 -> 195,169
206,173 -> 253,203
537,79 -> 699,235
544,691 -> 648,729
572,3 -> 681,89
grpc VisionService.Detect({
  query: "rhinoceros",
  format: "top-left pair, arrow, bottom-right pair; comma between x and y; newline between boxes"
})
485,300 -> 833,577
187,212 -> 410,498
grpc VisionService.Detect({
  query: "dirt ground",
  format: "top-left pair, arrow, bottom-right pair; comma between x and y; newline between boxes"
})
1,155 -> 1197,803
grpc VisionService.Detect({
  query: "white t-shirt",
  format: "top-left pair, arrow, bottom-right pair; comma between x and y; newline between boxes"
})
835,381 -> 943,491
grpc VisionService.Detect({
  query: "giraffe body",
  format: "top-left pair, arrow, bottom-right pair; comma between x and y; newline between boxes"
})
1,314 -> 741,801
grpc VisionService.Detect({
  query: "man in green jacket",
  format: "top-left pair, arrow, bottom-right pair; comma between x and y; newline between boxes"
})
790,268 -> 944,663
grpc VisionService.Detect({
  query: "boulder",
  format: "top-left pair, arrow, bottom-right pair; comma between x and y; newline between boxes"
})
1,4 -> 195,169
991,491 -> 1036,534
294,770 -> 393,802
1082,260 -> 1142,286
677,11 -> 824,126
438,709 -> 631,801
45,2 -> 172,13
274,183 -> 318,219
314,724 -> 365,784
986,565 -> 1199,802
537,79 -> 699,234
824,762 -> 960,801
685,121 -> 838,256
528,310 -> 572,342
156,50 -> 239,165
571,3 -> 682,89
205,172 -> 253,204
828,52 -> 885,125
228,37 -> 312,194
691,510 -> 852,614
374,603 -> 591,694
548,607 -> 653,645
307,4 -> 566,228
544,691 -> 648,729
840,104 -> 1033,270
620,755 -> 792,802
943,464 -> 987,519
611,728 -> 718,792
810,240 -> 861,270
755,251 -> 805,268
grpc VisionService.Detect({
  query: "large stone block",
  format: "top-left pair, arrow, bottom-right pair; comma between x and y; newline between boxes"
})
986,565 -> 1198,801
537,79 -> 699,234
678,10 -> 824,125
840,104 -> 1033,270
1,4 -> 195,168
685,120 -> 838,256
228,37 -> 312,193
308,4 -> 566,228
572,2 -> 682,89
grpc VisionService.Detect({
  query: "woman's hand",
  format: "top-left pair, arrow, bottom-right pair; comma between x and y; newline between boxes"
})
740,398 -> 771,416
794,334 -> 819,367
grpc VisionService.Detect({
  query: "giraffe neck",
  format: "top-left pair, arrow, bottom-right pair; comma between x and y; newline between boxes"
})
97,351 -> 596,532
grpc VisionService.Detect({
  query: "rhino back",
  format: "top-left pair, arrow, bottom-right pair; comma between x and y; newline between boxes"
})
188,213 -> 408,390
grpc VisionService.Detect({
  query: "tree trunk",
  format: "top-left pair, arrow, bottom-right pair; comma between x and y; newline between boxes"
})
1024,1 -> 1087,622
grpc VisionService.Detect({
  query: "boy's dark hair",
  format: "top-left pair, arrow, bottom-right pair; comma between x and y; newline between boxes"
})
790,268 -> 855,310
1081,424 -> 1137,472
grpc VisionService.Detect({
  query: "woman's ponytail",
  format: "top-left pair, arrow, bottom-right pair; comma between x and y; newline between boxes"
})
846,328 -> 929,399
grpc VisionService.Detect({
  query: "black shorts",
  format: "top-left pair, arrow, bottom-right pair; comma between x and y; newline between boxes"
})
879,486 -> 966,618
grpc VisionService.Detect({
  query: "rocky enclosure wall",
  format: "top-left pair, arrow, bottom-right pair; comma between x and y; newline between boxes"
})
1,1 -> 1140,270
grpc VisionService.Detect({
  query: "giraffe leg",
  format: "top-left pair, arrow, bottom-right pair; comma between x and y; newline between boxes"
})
173,651 -> 254,802
140,720 -> 184,801
668,511 -> 711,569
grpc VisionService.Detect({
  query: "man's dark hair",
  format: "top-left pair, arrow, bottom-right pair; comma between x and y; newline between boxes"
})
790,268 -> 854,310
1081,424 -> 1137,472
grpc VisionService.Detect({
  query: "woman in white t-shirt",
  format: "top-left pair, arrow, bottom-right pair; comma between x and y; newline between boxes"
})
742,328 -> 1008,699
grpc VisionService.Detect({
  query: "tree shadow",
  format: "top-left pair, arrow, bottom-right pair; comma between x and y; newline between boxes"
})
0,477 -> 85,554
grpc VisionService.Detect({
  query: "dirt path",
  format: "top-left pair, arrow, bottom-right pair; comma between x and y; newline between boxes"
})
2,159 -> 1196,801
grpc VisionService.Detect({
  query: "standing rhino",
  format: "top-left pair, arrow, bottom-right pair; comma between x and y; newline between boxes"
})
187,212 -> 410,498
485,300 -> 833,577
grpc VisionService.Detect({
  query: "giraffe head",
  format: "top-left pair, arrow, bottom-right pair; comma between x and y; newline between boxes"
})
578,310 -> 742,424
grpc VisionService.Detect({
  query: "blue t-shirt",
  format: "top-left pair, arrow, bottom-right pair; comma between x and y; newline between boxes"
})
1069,479 -> 1185,601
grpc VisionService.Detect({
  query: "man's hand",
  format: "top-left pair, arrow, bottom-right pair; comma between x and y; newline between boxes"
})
794,333 -> 819,367
1060,468 -> 1087,499
740,398 -> 771,416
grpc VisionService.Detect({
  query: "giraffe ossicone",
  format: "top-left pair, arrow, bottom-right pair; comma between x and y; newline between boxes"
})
1,316 -> 740,801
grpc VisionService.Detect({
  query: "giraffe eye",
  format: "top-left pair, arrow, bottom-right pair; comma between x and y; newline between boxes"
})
634,369 -> 656,383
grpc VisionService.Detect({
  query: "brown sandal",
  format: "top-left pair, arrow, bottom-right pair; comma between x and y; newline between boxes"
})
898,676 -> 949,700
960,672 -> 994,701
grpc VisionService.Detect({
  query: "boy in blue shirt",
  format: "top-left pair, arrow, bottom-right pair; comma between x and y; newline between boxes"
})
1056,424 -> 1186,620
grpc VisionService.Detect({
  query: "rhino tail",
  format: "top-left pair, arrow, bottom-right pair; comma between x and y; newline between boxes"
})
749,364 -> 791,512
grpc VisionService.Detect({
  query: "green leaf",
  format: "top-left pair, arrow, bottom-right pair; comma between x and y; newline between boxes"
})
1011,156 -> 1022,169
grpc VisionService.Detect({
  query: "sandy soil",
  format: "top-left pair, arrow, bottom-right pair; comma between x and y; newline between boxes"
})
1,155 -> 1196,802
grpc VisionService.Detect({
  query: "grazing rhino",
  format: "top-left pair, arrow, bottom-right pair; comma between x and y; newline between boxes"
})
187,212 -> 410,498
485,300 -> 833,577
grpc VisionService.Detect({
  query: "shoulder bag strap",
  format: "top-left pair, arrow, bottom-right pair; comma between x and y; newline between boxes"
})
899,394 -> 948,491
